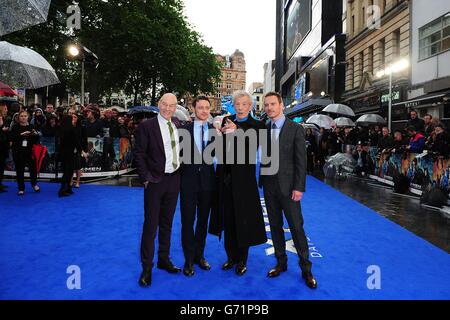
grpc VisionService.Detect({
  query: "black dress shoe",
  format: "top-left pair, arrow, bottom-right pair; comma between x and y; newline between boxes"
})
221,260 -> 235,270
157,260 -> 181,274
58,190 -> 70,197
267,263 -> 287,278
195,258 -> 211,271
235,262 -> 247,276
138,266 -> 152,287
183,264 -> 195,277
302,271 -> 318,289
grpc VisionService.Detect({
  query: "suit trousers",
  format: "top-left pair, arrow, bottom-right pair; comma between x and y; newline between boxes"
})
180,182 -> 212,264
263,176 -> 312,273
141,172 -> 180,268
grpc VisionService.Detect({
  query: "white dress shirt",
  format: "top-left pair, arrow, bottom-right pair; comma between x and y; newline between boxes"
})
157,114 -> 180,173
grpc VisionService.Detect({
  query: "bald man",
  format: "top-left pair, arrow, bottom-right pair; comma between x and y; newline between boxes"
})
135,93 -> 182,286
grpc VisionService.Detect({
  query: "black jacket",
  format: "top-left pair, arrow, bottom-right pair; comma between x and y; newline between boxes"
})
209,115 -> 267,247
180,122 -> 216,192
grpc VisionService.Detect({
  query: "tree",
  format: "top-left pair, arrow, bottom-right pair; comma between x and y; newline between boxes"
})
3,0 -> 221,106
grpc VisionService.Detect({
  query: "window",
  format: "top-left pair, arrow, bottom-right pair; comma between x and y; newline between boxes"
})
227,83 -> 232,89
227,73 -> 231,79
352,15 -> 355,34
216,82 -> 221,89
394,29 -> 401,58
419,13 -> 450,60
362,7 -> 365,29
379,38 -> 386,67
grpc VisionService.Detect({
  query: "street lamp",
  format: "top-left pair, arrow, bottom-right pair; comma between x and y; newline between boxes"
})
376,58 -> 409,131
67,44 -> 98,106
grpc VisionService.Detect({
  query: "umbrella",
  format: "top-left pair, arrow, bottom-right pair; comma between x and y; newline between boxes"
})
0,81 -> 17,96
0,0 -> 51,36
173,109 -> 190,121
0,41 -> 60,89
302,123 -> 319,131
32,143 -> 48,174
334,117 -> 356,128
356,114 -> 386,126
107,106 -> 127,113
306,114 -> 335,129
127,105 -> 159,115
322,103 -> 355,117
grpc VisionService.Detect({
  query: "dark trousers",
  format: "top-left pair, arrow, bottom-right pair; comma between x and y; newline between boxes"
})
180,186 -> 212,264
60,155 -> 74,190
141,172 -> 180,268
263,177 -> 312,273
13,151 -> 37,191
223,183 -> 249,264
0,153 -> 6,185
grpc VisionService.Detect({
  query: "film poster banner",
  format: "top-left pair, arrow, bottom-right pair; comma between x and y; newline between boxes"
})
371,149 -> 450,191
5,137 -> 133,176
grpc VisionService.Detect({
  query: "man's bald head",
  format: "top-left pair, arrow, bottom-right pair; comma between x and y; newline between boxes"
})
158,93 -> 178,121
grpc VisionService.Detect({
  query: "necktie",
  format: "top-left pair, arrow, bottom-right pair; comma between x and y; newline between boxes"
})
272,122 -> 277,140
167,121 -> 178,170
201,124 -> 207,152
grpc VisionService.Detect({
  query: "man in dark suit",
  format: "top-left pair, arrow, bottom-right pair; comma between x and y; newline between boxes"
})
180,96 -> 215,276
134,93 -> 182,287
259,91 -> 317,289
209,91 -> 267,276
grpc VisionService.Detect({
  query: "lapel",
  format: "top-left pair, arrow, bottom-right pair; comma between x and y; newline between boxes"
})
278,118 -> 289,143
154,117 -> 165,156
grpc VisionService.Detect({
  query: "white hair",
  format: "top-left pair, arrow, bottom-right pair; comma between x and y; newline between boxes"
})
232,90 -> 253,104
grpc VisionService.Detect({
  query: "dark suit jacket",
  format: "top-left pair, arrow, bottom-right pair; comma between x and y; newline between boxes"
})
134,116 -> 180,184
259,118 -> 307,195
180,122 -> 215,192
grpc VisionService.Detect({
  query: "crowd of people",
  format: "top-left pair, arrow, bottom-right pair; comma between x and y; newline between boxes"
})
0,101 -> 136,195
304,110 -> 450,176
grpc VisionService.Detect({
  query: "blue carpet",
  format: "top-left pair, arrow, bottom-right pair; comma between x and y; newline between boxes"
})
0,177 -> 449,300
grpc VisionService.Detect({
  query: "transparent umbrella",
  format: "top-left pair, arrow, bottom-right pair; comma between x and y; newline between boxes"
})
0,0 -> 51,36
334,117 -> 356,128
356,114 -> 386,126
306,114 -> 335,129
0,41 -> 60,89
322,103 -> 355,117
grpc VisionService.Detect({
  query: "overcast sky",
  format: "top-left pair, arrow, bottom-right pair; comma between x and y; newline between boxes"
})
183,0 -> 276,89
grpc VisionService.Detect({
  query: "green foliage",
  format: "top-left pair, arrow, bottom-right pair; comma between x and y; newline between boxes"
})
3,0 -> 221,105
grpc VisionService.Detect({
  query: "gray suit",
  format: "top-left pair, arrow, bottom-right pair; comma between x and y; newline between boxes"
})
259,118 -> 312,273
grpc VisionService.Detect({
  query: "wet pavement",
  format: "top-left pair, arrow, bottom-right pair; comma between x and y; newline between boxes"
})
86,171 -> 450,253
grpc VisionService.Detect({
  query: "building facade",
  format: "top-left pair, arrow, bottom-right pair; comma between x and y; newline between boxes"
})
184,49 -> 246,115
248,82 -> 265,115
392,0 -> 450,126
342,0 -> 410,129
275,0 -> 345,119
263,60 -> 276,94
